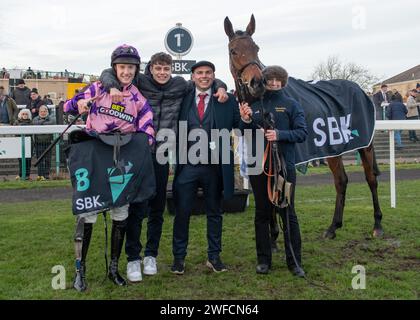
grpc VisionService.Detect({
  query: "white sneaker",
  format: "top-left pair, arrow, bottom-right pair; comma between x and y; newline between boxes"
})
127,260 -> 142,282
143,256 -> 157,275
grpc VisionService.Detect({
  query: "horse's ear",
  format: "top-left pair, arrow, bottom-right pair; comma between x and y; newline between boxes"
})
224,16 -> 235,40
246,14 -> 255,36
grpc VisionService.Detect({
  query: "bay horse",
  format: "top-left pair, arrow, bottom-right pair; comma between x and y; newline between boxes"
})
224,14 -> 384,239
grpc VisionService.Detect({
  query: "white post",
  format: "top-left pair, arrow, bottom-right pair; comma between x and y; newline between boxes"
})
389,130 -> 396,208
243,177 -> 249,206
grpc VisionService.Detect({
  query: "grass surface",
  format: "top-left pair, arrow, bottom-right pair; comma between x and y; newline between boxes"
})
0,180 -> 419,300
1,163 -> 419,190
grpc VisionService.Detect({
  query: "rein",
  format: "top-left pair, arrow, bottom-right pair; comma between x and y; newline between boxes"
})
256,97 -> 290,209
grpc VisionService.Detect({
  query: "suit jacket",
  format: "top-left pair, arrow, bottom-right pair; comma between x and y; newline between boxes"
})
174,84 -> 240,199
373,90 -> 391,108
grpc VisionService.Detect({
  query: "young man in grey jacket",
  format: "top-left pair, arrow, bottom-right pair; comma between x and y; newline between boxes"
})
99,52 -> 228,281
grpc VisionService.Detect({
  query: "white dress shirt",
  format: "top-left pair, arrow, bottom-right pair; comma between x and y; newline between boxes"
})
195,88 -> 212,113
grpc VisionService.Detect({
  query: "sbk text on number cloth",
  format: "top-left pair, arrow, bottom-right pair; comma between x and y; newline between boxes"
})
66,133 -> 156,216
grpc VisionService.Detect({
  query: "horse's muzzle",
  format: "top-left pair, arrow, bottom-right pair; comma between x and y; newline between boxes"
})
249,77 -> 266,98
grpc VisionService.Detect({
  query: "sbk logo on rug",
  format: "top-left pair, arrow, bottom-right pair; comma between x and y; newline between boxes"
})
312,114 -> 359,147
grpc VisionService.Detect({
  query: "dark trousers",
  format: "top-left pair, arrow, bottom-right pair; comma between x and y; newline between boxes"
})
144,158 -> 169,257
407,116 -> 419,140
125,201 -> 148,262
35,142 -> 51,178
249,169 -> 302,268
172,164 -> 223,260
18,158 -> 31,178
125,156 -> 169,261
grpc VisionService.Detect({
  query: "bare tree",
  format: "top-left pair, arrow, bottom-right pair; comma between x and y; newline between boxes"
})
310,55 -> 379,91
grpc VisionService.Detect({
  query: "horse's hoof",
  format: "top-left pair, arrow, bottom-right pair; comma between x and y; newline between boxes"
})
373,228 -> 384,238
323,230 -> 336,239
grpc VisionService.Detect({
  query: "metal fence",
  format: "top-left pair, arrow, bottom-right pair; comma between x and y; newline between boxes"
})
1,120 -> 420,207
0,125 -> 83,180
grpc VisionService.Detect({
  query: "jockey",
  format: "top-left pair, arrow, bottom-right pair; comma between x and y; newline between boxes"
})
64,44 -> 154,291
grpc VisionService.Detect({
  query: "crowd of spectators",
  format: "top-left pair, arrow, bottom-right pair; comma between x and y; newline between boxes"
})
372,83 -> 420,149
1,66 -> 92,81
0,81 -> 86,180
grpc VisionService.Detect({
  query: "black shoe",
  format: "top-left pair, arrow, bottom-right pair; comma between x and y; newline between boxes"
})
206,257 -> 227,273
256,264 -> 270,274
170,259 -> 185,275
289,266 -> 305,278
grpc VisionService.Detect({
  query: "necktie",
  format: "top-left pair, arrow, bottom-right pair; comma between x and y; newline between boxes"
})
197,93 -> 207,121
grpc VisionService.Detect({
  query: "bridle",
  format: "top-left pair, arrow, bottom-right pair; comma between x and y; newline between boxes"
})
229,36 -> 287,209
228,35 -> 265,103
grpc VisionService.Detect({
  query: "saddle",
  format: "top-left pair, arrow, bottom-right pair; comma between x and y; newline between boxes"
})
68,130 -> 133,146
97,132 -> 133,147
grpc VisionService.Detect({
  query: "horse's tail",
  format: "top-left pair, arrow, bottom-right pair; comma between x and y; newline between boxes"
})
372,144 -> 381,176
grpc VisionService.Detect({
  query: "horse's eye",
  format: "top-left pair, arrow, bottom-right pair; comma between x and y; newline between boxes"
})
230,49 -> 237,55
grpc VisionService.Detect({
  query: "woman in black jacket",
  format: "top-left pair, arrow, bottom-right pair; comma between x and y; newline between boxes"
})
15,109 -> 33,180
239,66 -> 308,277
386,93 -> 407,149
32,105 -> 55,180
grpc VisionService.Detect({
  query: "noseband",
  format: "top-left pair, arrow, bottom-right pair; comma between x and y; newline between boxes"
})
228,35 -> 264,102
237,61 -> 263,84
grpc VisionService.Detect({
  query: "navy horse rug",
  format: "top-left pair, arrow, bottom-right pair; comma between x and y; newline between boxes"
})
283,77 -> 375,165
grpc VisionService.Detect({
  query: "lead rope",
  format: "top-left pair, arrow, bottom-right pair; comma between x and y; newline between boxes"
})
101,211 -> 109,283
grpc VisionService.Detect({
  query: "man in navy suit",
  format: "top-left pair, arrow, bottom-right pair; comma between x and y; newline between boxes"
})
373,84 -> 391,120
171,61 -> 240,274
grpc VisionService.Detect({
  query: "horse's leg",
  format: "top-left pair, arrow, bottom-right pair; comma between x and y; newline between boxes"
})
269,209 -> 280,253
358,145 -> 384,237
323,156 -> 348,239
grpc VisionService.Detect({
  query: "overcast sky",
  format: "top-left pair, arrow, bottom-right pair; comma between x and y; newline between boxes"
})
1,0 -> 418,89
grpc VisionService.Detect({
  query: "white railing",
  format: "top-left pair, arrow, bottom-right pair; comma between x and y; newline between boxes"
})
1,121 -> 420,208
375,120 -> 420,208
0,125 -> 85,176
0,125 -> 85,135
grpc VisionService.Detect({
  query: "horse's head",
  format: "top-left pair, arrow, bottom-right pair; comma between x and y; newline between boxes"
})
224,14 -> 265,101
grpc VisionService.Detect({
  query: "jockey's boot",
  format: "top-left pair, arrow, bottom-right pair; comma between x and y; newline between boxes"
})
108,219 -> 127,286
73,222 -> 93,292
